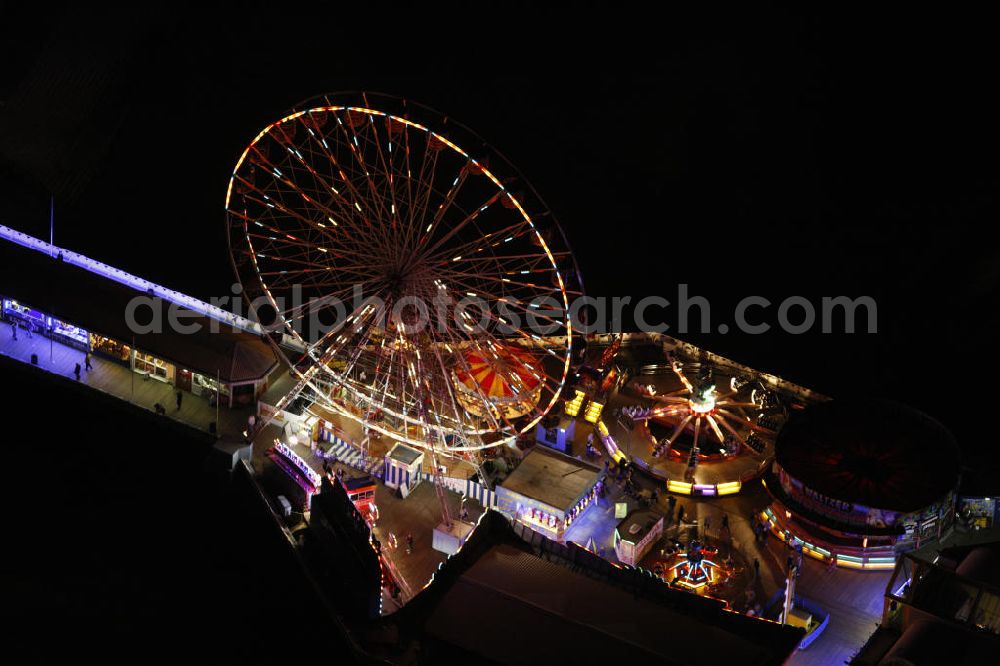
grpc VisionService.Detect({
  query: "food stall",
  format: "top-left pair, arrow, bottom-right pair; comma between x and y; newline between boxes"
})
192,371 -> 230,401
133,350 -> 174,383
47,316 -> 88,351
89,333 -> 131,364
2,298 -> 45,332
3,297 -> 91,351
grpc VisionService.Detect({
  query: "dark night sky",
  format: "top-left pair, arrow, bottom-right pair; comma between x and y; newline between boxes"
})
1,7 -> 998,456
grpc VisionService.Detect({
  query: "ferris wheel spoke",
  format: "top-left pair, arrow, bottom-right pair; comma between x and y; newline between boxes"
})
329,113 -> 396,234
247,247 -> 374,278
418,166 -> 470,246
406,146 -> 442,254
276,278 -> 378,318
237,183 -> 341,247
299,120 -> 383,244
358,111 -> 406,255
435,270 -> 570,332
329,306 -> 386,386
244,230 -> 377,266
448,250 -> 574,264
423,217 -> 536,268
397,126 -> 446,265
437,267 -> 575,298
276,297 -> 373,366
247,145 -> 364,238
333,113 -> 396,236
418,191 -> 503,261
268,133 -> 382,247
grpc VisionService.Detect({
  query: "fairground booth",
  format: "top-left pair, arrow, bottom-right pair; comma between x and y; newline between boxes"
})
535,413 -> 577,455
614,509 -> 664,566
496,446 -> 602,541
384,443 -> 424,497
762,399 -> 960,570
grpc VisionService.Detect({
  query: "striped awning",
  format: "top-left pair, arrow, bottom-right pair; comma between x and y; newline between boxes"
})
454,345 -> 541,400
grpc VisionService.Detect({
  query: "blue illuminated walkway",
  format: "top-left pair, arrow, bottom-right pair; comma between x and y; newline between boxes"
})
0,326 -> 248,438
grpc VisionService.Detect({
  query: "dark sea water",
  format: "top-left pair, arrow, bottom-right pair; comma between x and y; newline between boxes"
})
1,10 -> 996,499
0,356 -> 342,661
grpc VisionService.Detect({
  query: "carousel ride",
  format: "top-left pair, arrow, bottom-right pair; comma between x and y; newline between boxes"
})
626,357 -> 788,476
668,539 -> 721,590
647,537 -> 744,601
227,92 -> 583,525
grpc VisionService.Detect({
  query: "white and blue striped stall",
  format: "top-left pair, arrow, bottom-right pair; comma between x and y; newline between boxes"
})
384,443 -> 424,494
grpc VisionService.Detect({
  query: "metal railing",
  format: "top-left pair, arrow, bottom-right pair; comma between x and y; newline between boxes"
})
0,223 -> 305,352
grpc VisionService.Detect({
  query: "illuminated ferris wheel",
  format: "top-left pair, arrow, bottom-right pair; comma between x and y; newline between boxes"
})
226,92 -> 583,454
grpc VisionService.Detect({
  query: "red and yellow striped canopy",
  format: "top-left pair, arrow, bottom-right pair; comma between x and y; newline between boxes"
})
454,345 -> 541,400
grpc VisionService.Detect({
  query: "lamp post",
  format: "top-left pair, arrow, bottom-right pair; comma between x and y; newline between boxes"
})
215,368 -> 220,436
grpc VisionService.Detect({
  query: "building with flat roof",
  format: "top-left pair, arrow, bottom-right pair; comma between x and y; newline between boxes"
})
393,511 -> 804,665
496,445 -> 602,540
615,509 -> 665,566
0,228 -> 278,406
852,542 -> 1000,664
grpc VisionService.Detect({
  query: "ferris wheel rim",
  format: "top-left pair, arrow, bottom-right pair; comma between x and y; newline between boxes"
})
229,90 -> 585,297
225,92 -> 584,445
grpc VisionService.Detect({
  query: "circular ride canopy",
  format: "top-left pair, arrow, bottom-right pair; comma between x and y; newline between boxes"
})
454,345 -> 542,420
226,92 -> 582,453
775,398 -> 959,513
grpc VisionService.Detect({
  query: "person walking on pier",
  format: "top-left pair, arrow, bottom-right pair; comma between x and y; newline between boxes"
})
73,363 -> 81,381
176,390 -> 183,411
85,352 -> 93,371
10,321 -> 17,340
